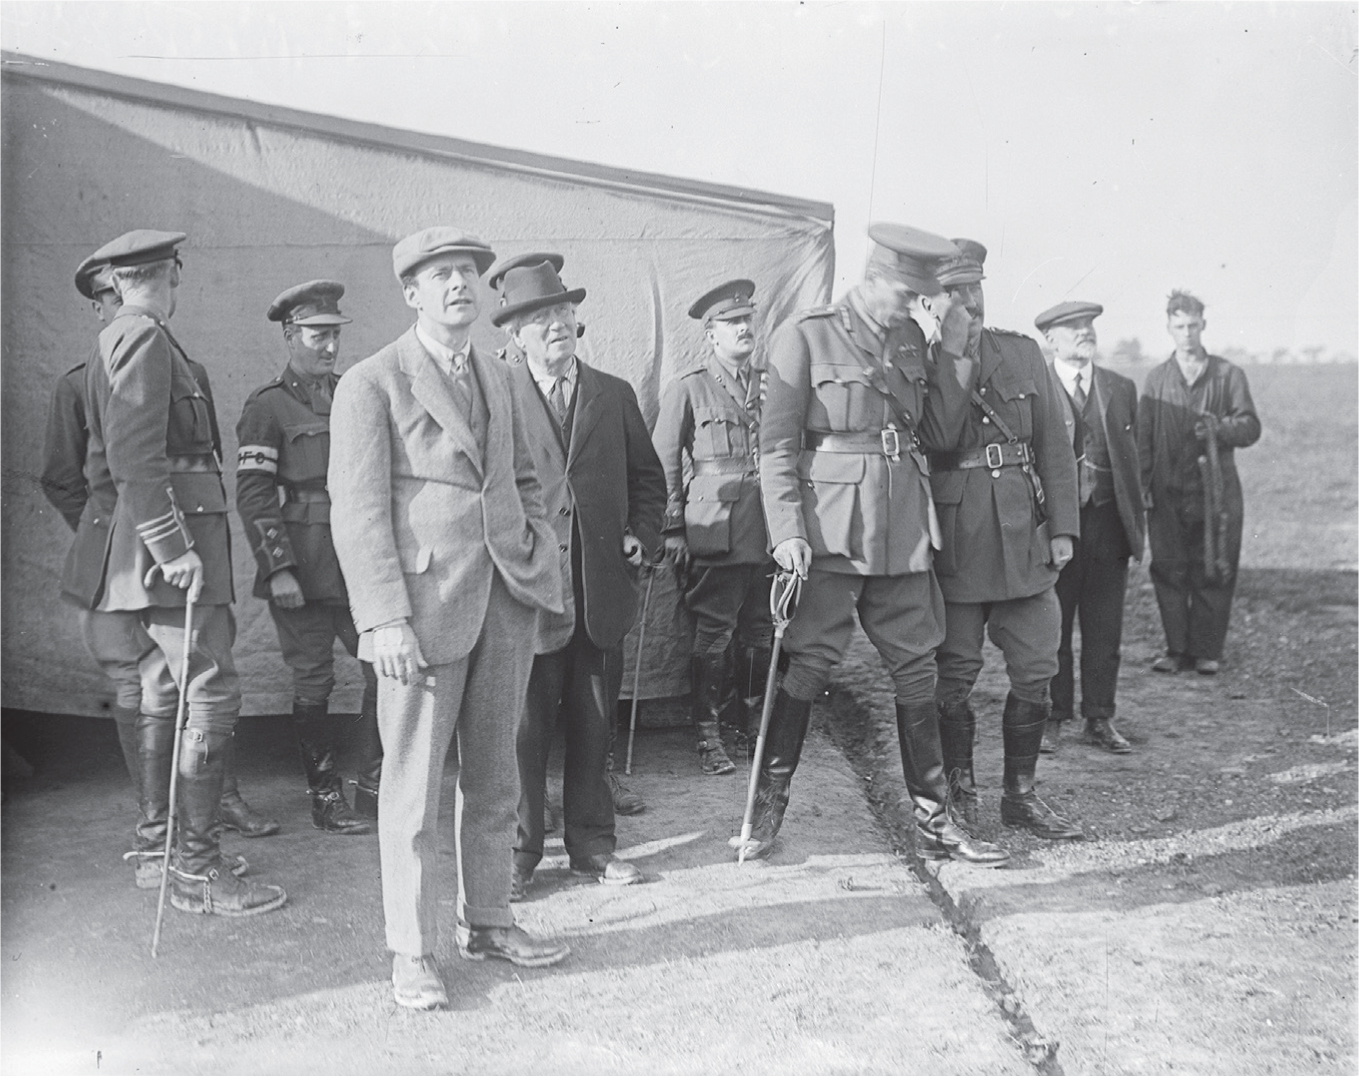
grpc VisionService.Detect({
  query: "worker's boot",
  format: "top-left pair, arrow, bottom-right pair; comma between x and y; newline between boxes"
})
936,694 -> 980,827
896,700 -> 1009,867
691,653 -> 736,776
739,690 -> 812,860
350,673 -> 382,820
295,700 -> 372,835
170,728 -> 286,916
218,735 -> 280,838
1000,693 -> 1083,840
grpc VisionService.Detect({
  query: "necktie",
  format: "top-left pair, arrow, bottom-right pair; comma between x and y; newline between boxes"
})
1073,372 -> 1087,412
549,376 -> 568,426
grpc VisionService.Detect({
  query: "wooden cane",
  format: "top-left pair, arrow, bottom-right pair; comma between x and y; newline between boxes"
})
151,588 -> 196,958
625,564 -> 656,776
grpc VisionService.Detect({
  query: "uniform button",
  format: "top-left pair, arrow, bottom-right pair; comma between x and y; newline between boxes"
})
559,507 -> 569,516
982,417 -> 991,424
979,387 -> 987,395
991,469 -> 1001,478
559,544 -> 568,553
195,505 -> 203,512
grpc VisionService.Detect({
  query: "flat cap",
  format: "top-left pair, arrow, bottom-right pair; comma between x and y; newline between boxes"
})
90,229 -> 187,270
866,223 -> 956,294
935,239 -> 988,288
267,280 -> 352,326
485,251 -> 565,292
1034,300 -> 1104,332
688,279 -> 756,322
74,254 -> 116,300
393,227 -> 496,280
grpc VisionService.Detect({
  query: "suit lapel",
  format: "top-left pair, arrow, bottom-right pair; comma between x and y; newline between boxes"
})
513,361 -> 568,462
978,329 -> 1003,388
1092,364 -> 1114,445
401,329 -> 484,479
567,362 -> 604,466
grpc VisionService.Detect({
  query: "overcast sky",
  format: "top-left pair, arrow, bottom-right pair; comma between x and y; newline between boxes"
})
4,1 -> 1356,356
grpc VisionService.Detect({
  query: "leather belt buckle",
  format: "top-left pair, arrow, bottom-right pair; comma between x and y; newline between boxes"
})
881,428 -> 901,461
985,443 -> 1005,469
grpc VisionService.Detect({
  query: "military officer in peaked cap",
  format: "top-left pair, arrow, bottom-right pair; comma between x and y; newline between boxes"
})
236,281 -> 381,836
749,222 -> 1008,866
928,240 -> 1084,841
59,229 -> 286,916
1036,300 -> 1144,756
652,279 -> 774,777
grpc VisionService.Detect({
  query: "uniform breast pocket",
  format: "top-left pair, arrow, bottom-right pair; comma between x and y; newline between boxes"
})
282,421 -> 331,478
168,378 -> 212,451
809,364 -> 875,431
694,406 -> 739,458
684,473 -> 742,557
992,379 -> 1037,441
801,451 -> 866,560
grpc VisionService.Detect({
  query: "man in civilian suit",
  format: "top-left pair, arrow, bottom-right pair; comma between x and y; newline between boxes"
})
1036,301 -> 1145,756
329,228 -> 570,1012
490,258 -> 666,902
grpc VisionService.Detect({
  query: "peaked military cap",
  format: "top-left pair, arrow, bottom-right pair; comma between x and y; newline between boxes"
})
485,252 -> 565,292
491,262 -> 586,328
1034,300 -> 1104,332
74,253 -> 115,300
90,229 -> 187,270
865,223 -> 956,294
688,279 -> 756,322
935,239 -> 988,288
393,227 -> 496,280
267,280 -> 352,325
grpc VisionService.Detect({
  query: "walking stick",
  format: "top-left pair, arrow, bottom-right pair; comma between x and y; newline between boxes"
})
736,570 -> 801,865
151,586 -> 197,958
625,563 -> 657,776
1203,415 -> 1231,581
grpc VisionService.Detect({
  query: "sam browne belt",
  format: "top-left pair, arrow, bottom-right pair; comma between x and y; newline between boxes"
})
931,442 -> 1035,471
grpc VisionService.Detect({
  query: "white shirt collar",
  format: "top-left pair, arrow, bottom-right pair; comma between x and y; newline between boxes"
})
529,356 -> 578,404
416,324 -> 471,375
1052,357 -> 1093,397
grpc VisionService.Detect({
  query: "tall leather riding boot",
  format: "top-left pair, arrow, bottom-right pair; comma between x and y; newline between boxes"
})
1000,693 -> 1083,840
218,735 -> 280,837
936,695 -> 979,826
170,727 -> 287,916
295,700 -> 372,835
133,713 -> 173,855
741,690 -> 813,859
113,705 -> 141,793
351,673 -> 382,820
896,700 -> 1009,866
691,653 -> 736,776
734,646 -> 772,743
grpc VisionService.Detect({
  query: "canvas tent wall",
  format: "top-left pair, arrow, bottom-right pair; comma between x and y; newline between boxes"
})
1,52 -> 834,717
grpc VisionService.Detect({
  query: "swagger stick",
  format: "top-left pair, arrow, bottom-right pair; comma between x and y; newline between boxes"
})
625,563 -> 657,776
152,587 -> 197,958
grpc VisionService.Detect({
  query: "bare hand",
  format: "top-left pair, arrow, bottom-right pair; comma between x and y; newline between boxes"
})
373,622 -> 428,686
623,534 -> 645,568
268,569 -> 305,609
773,537 -> 812,579
934,293 -> 975,357
1049,535 -> 1074,570
1194,413 -> 1219,441
664,534 -> 691,575
149,548 -> 204,602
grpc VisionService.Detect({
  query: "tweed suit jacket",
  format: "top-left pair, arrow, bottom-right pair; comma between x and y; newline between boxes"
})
506,357 -> 667,653
1053,363 -> 1145,560
328,327 -> 563,667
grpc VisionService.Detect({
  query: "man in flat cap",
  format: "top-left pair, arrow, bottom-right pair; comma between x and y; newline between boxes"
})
329,228 -> 570,1011
236,281 -> 380,836
652,279 -> 773,776
59,229 -> 287,915
928,240 -> 1083,842
749,223 -> 1007,866
1137,290 -> 1259,676
490,257 -> 665,899
1037,300 -> 1143,755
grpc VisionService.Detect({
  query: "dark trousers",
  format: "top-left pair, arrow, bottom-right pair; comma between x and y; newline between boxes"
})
515,623 -> 622,869
1053,501 -> 1131,723
683,560 -> 774,657
1148,495 -> 1242,661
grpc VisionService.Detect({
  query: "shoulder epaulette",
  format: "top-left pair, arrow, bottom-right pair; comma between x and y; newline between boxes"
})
989,327 -> 1031,339
62,361 -> 87,377
678,365 -> 708,380
796,305 -> 838,321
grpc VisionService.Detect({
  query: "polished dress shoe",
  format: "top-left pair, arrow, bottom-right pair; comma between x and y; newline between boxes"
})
1151,652 -> 1186,674
510,864 -> 533,903
456,923 -> 570,967
1000,790 -> 1084,840
1195,658 -> 1220,676
392,954 -> 448,1010
1082,718 -> 1132,754
608,773 -> 646,815
1039,720 -> 1062,755
917,816 -> 1010,868
217,792 -> 281,838
570,853 -> 642,886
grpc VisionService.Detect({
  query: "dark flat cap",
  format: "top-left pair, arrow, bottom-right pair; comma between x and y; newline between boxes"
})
935,239 -> 988,288
267,280 -> 352,325
866,223 -> 956,293
486,252 -> 565,292
89,229 -> 187,270
689,279 -> 756,321
491,262 -> 586,328
74,253 -> 115,300
1034,300 -> 1104,332
393,227 -> 496,280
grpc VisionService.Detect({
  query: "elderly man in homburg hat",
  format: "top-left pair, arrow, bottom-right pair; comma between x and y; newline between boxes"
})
236,281 -> 381,835
489,257 -> 666,901
1036,300 -> 1144,755
750,223 -> 1008,866
59,230 -> 287,916
652,279 -> 774,776
929,240 -> 1084,841
328,228 -> 571,1011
